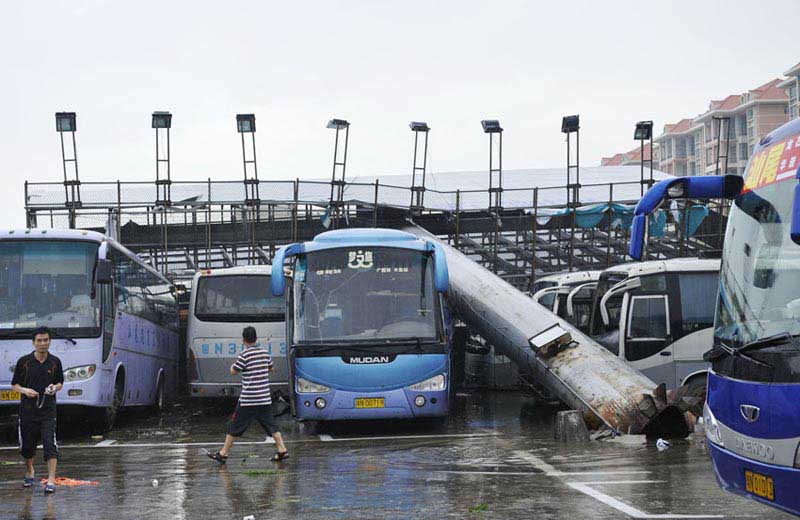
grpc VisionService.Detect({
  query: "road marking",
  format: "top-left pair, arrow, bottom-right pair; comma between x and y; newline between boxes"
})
0,432 -> 497,451
322,432 -> 498,442
95,439 -> 116,447
567,482 -> 724,519
513,450 -> 723,519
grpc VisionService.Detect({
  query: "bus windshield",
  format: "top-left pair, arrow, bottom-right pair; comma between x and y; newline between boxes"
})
0,240 -> 100,337
713,133 -> 800,383
293,248 -> 438,344
195,275 -> 284,322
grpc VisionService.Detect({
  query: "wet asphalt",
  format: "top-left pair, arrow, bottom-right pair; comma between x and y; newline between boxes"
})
0,391 -> 794,520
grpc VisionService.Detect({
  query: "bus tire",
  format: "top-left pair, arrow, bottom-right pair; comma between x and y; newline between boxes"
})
97,374 -> 125,433
152,376 -> 166,415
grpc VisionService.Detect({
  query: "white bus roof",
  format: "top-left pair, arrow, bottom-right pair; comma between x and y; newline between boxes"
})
1,228 -> 171,284
602,258 -> 720,278
0,228 -> 108,242
536,270 -> 603,286
192,265 -> 273,282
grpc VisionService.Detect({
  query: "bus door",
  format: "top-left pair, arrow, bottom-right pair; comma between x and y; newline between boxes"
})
620,288 -> 676,388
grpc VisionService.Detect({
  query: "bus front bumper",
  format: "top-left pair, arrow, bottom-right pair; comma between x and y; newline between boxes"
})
295,387 -> 448,421
708,441 -> 800,516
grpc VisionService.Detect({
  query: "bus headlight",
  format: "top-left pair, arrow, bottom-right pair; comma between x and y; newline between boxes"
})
64,364 -> 96,382
296,377 -> 330,394
703,403 -> 723,447
407,374 -> 446,392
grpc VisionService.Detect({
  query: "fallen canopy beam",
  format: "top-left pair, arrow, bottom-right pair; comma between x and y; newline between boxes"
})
405,223 -> 689,437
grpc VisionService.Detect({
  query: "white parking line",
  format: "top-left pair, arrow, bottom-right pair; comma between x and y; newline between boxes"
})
0,431 -> 497,451
513,450 -> 723,519
567,482 -> 724,519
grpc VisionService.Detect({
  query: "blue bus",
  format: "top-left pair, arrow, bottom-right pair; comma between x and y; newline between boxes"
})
270,228 -> 451,421
630,118 -> 800,516
0,229 -> 180,432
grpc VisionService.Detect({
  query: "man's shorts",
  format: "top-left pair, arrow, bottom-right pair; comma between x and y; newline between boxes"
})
227,403 -> 279,437
19,416 -> 59,461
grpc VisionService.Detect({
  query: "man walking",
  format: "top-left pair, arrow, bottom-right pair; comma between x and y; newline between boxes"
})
208,326 -> 289,463
11,327 -> 64,493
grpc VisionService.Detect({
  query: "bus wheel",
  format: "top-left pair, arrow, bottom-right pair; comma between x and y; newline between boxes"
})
152,377 -> 166,415
97,376 -> 125,433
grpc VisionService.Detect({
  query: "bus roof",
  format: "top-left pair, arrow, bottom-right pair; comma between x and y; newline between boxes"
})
302,228 -> 429,253
602,258 -> 720,278
0,228 -> 108,242
192,265 -> 272,282
536,270 -> 603,286
1,228 -> 172,285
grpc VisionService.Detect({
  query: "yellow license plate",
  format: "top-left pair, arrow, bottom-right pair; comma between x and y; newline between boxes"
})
0,390 -> 20,401
745,470 -> 774,501
355,397 -> 385,409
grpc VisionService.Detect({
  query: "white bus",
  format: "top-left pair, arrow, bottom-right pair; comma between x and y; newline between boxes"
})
0,229 -> 179,432
532,271 -> 602,333
587,258 -> 720,393
186,266 -> 287,400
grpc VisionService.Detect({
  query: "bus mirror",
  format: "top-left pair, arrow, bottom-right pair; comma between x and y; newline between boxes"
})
271,243 -> 302,296
629,175 -> 743,260
430,242 -> 449,293
96,259 -> 112,284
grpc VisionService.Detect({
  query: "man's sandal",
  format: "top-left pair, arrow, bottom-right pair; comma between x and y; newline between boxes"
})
271,451 -> 289,462
23,476 -> 35,488
207,451 -> 228,464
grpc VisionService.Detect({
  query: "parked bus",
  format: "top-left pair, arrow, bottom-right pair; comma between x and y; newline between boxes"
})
0,229 -> 179,432
187,266 -> 287,400
586,258 -> 720,393
532,271 -> 601,332
631,118 -> 800,515
270,228 -> 451,421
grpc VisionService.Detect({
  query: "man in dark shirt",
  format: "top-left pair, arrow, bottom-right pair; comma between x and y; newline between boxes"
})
11,327 -> 64,493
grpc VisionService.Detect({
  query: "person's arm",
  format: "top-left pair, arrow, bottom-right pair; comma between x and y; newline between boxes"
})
231,352 -> 246,376
11,362 -> 37,398
266,356 -> 274,373
49,359 -> 64,394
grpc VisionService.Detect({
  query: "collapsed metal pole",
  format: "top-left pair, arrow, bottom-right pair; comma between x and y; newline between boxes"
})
404,223 -> 687,437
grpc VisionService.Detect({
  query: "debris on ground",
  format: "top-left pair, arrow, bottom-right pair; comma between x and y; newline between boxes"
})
656,438 -> 671,451
40,477 -> 98,486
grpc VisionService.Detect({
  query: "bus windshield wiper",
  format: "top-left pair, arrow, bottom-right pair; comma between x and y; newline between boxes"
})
50,329 -> 77,345
703,333 -> 791,367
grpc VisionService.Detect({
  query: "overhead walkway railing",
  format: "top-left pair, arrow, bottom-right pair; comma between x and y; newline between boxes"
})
23,174 -> 731,279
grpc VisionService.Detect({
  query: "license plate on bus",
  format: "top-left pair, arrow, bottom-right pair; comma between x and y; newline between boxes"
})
0,390 -> 20,401
745,470 -> 774,501
355,397 -> 385,409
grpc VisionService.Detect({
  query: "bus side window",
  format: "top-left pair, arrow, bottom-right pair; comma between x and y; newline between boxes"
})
626,295 -> 670,362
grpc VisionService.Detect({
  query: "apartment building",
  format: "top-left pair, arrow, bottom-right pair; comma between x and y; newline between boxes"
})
600,143 -> 652,167
601,77 -> 789,177
780,62 -> 799,119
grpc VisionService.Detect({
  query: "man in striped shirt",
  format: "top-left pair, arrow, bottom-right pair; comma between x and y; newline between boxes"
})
207,326 -> 289,463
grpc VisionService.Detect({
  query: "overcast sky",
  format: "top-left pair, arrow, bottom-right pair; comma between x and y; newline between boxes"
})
3,1 -> 799,227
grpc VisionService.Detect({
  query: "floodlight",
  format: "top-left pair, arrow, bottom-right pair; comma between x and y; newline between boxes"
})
481,120 -> 503,133
55,112 -> 76,132
561,115 -> 580,134
236,114 -> 256,133
410,121 -> 430,132
634,120 -> 653,140
327,118 -> 349,129
151,111 -> 172,129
